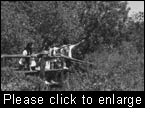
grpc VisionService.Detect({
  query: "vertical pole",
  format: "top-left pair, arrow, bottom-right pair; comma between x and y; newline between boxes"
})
61,70 -> 64,83
40,55 -> 46,80
59,69 -> 63,85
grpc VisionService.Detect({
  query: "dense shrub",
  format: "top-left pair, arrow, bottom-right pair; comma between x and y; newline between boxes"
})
1,1 -> 144,91
1,41 -> 144,91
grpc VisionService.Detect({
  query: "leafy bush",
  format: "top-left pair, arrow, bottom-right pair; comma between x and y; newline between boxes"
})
1,1 -> 144,91
1,41 -> 144,91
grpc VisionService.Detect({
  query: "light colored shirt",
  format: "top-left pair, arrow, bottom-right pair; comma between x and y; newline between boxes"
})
19,50 -> 27,65
30,58 -> 36,67
23,50 -> 28,56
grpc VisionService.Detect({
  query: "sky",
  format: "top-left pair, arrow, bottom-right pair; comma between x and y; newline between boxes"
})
127,1 -> 144,16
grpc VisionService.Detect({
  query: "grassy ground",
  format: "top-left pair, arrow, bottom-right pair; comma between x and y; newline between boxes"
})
1,42 -> 144,91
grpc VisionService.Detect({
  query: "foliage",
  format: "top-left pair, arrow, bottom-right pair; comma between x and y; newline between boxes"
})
125,12 -> 144,53
1,1 -> 144,91
1,1 -> 130,53
1,43 -> 144,91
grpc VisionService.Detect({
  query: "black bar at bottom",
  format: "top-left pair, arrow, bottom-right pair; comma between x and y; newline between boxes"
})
0,91 -> 145,108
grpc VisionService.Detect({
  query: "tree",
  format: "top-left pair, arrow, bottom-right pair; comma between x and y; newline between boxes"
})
1,1 -> 33,54
125,11 -> 144,53
1,1 -> 130,54
73,1 -> 130,53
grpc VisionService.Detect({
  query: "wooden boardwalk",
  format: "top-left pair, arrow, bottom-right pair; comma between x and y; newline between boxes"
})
14,68 -> 69,74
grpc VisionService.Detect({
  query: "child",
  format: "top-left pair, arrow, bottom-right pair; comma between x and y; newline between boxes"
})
19,42 -> 33,70
30,57 -> 36,71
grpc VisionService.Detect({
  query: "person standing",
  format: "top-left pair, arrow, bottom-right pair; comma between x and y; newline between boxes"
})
19,42 -> 33,70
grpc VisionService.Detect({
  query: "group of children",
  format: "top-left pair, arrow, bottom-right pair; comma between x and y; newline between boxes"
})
19,39 -> 85,71
18,40 -> 85,85
18,42 -> 69,71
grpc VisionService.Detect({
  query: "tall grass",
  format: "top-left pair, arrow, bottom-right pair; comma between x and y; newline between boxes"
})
1,42 -> 144,91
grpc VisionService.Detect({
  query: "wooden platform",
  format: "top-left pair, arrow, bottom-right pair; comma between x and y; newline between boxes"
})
14,68 -> 69,74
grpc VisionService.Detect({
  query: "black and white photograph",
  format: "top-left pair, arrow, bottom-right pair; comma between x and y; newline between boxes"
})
1,1 -> 145,108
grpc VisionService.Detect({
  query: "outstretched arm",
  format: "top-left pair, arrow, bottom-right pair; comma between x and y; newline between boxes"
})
70,39 -> 85,49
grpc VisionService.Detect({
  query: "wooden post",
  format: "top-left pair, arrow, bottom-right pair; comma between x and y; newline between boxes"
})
61,70 -> 64,84
39,55 -> 46,80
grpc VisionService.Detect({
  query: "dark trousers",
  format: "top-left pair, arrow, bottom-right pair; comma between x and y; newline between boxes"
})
25,58 -> 30,70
